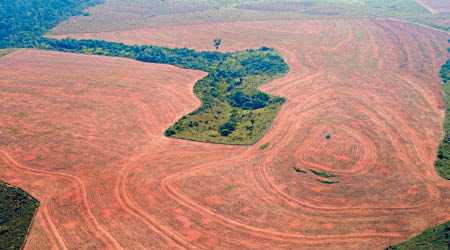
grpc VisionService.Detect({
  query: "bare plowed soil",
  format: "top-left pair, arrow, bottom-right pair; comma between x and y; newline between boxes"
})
2,19 -> 450,249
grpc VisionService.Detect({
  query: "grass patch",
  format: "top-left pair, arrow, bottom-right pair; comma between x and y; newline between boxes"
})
311,169 -> 336,178
406,19 -> 450,32
96,111 -> 107,119
325,133 -> 331,139
384,220 -> 450,250
12,112 -> 28,119
116,84 -> 126,88
11,128 -> 20,135
316,179 -> 339,184
0,48 -> 19,57
0,181 -> 39,250
42,126 -> 63,135
293,166 -> 307,173
75,89 -> 86,94
225,185 -> 239,191
260,142 -> 270,150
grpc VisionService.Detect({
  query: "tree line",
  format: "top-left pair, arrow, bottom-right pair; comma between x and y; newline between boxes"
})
435,41 -> 450,180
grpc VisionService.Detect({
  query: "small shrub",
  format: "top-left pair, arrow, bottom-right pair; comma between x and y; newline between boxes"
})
260,142 -> 270,150
293,166 -> 306,173
311,169 -> 336,178
316,179 -> 339,184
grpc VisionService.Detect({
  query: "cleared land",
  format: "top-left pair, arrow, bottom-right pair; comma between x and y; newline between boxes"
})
2,19 -> 450,249
48,0 -> 435,35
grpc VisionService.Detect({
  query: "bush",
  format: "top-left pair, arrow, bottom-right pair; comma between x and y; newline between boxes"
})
260,142 -> 270,150
218,121 -> 236,136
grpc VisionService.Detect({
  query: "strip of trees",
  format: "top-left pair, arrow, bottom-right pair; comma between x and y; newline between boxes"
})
435,41 -> 450,179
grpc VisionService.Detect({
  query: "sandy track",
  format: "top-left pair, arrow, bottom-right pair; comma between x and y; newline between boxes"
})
1,19 -> 450,249
413,0 -> 440,14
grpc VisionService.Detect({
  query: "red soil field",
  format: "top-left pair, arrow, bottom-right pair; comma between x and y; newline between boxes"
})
2,19 -> 450,249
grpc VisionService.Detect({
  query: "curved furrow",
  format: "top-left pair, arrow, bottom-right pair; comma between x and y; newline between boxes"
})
114,153 -> 194,250
0,149 -> 123,250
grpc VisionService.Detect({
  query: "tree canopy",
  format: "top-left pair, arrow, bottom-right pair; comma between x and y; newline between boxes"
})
0,0 -> 102,48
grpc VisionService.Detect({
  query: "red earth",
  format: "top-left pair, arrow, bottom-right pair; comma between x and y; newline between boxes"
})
1,19 -> 450,249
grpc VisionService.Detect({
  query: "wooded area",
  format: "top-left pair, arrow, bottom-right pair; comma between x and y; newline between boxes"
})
37,38 -> 289,144
0,0 -> 102,48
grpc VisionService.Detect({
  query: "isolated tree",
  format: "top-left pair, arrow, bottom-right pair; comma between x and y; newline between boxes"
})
213,38 -> 222,50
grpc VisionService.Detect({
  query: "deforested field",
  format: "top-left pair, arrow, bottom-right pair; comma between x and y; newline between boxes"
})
0,18 -> 448,249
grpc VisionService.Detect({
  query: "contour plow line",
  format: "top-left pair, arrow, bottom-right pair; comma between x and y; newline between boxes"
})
114,151 -> 194,250
0,149 -> 123,249
159,153 -> 404,243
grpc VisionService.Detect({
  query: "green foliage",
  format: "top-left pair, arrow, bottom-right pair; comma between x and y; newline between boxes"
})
293,166 -> 307,173
225,185 -> 239,191
0,182 -> 39,250
260,142 -> 270,150
440,55 -> 450,85
435,41 -> 450,180
384,221 -> 450,250
213,38 -> 222,50
12,112 -> 27,118
36,37 -> 289,145
310,169 -> 336,178
409,20 -> 450,32
325,133 -> 331,139
0,0 -> 102,48
316,179 -> 339,184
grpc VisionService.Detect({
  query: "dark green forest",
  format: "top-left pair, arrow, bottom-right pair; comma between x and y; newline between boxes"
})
37,38 -> 289,144
384,221 -> 450,250
0,182 -> 39,250
0,0 -> 102,48
435,42 -> 450,180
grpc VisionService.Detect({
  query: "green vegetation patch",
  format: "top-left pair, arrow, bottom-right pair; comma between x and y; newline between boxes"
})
12,112 -> 27,119
435,41 -> 450,180
42,126 -> 63,135
0,182 -> 39,250
0,48 -> 20,57
0,0 -> 102,48
225,185 -> 239,191
260,142 -> 270,150
316,178 -> 339,184
293,166 -> 307,173
407,19 -> 450,32
384,220 -> 450,250
37,38 -> 289,145
310,168 -> 336,178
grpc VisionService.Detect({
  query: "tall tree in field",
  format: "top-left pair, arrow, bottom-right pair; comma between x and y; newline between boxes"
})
213,38 -> 222,50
